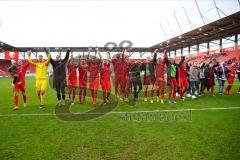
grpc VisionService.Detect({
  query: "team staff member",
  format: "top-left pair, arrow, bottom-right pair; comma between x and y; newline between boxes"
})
28,50 -> 50,108
47,48 -> 70,107
142,49 -> 158,103
129,60 -> 142,102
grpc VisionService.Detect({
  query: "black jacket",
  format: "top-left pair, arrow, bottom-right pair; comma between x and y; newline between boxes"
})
142,52 -> 157,82
50,50 -> 70,81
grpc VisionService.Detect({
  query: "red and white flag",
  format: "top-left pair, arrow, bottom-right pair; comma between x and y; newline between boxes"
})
5,51 -> 19,60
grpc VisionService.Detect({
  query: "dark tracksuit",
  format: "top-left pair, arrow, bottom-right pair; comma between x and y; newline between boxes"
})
141,52 -> 157,99
50,50 -> 70,100
142,52 -> 157,84
129,63 -> 142,101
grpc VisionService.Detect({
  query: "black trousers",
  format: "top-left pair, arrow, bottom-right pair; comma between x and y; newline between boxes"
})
131,76 -> 142,101
53,79 -> 66,100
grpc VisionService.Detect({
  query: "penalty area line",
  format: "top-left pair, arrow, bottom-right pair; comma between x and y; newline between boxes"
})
0,107 -> 240,117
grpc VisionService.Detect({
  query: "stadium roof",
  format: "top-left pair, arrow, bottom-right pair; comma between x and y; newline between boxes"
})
151,11 -> 240,52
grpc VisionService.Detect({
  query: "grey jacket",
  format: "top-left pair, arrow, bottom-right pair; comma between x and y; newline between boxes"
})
189,66 -> 199,82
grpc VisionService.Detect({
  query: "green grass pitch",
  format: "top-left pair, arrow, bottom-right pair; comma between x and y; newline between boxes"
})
0,77 -> 240,160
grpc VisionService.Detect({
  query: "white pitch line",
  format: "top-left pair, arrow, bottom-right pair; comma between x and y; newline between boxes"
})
110,106 -> 240,114
0,107 -> 240,117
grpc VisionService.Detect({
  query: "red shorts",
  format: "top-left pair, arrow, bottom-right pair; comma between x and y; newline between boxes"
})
169,77 -> 178,88
68,78 -> 77,87
89,77 -> 99,90
13,83 -> 25,92
79,81 -> 87,88
179,79 -> 188,87
79,77 -> 87,87
101,80 -> 111,92
156,78 -> 165,88
227,76 -> 234,85
115,75 -> 123,86
144,75 -> 154,85
123,75 -> 130,87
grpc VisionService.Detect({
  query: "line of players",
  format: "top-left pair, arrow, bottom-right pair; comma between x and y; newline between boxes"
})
8,48 -> 240,110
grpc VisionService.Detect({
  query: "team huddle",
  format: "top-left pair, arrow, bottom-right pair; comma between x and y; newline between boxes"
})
8,48 -> 240,110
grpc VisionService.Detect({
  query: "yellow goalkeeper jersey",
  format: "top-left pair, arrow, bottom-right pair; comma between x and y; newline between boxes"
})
28,54 -> 50,80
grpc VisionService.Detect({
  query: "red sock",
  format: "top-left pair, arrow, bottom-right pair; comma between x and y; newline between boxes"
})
168,87 -> 172,100
179,89 -> 183,98
156,89 -> 160,97
103,91 -> 106,103
160,89 -> 164,100
226,86 -> 230,94
173,88 -> 176,100
150,89 -> 154,100
211,86 -> 214,94
94,91 -> 98,104
23,94 -> 26,103
14,95 -> 18,106
107,92 -> 110,100
145,90 -> 148,98
91,90 -> 94,102
79,89 -> 82,102
228,85 -> 232,93
238,87 -> 240,92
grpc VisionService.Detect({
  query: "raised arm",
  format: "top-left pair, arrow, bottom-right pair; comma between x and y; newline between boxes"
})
27,50 -> 36,65
44,51 -> 51,66
87,47 -> 91,60
45,48 -> 54,65
62,49 -> 70,64
151,49 -> 158,63
23,60 -> 30,69
96,48 -> 102,60
164,50 -> 169,66
178,56 -> 185,67
107,52 -> 111,60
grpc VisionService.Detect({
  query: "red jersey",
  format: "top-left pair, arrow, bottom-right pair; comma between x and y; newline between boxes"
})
112,59 -> 124,76
101,63 -> 111,82
122,60 -> 130,78
17,61 -> 29,86
67,63 -> 77,80
155,60 -> 165,80
227,66 -> 236,77
88,60 -> 101,80
178,64 -> 187,81
155,55 -> 166,81
79,64 -> 88,85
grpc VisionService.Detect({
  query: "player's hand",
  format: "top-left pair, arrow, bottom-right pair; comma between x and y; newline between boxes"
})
44,48 -> 50,53
154,49 -> 158,53
88,47 -> 92,51
67,48 -> 71,52
27,50 -> 32,56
